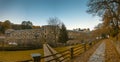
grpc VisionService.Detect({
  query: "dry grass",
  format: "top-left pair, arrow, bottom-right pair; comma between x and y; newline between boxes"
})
0,49 -> 44,62
105,39 -> 120,62
0,44 -> 80,62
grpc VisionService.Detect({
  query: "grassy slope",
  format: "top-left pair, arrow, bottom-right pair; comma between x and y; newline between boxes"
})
0,45 -> 80,62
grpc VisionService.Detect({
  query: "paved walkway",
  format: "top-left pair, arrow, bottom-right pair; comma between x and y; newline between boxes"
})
71,40 -> 102,62
71,39 -> 120,62
43,44 -> 65,62
88,39 -> 120,62
88,42 -> 105,62
43,44 -> 55,62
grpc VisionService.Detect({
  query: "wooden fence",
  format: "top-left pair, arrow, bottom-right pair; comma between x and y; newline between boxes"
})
18,41 -> 98,62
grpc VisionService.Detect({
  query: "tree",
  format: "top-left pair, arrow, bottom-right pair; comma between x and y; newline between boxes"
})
58,23 -> 68,44
0,22 -> 4,34
47,17 -> 61,46
48,17 -> 61,26
87,0 -> 120,27
21,21 -> 33,29
2,20 -> 12,29
1,20 -> 12,33
87,0 -> 120,38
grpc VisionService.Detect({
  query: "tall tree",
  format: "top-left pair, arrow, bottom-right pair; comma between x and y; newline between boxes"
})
58,23 -> 68,44
47,17 -> 61,46
21,21 -> 33,29
87,0 -> 120,38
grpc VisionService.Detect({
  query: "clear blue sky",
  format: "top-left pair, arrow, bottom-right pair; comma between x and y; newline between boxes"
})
0,0 -> 101,30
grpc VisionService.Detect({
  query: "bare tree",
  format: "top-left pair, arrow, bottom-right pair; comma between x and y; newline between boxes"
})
87,0 -> 120,40
87,0 -> 120,26
48,17 -> 61,26
47,17 -> 61,47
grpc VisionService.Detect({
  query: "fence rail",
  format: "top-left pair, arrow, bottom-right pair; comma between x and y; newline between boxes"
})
18,41 -> 98,62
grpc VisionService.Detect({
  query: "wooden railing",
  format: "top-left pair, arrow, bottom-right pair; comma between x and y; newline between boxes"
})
18,41 -> 98,62
41,49 -> 70,62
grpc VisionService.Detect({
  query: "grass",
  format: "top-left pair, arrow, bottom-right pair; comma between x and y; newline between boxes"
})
0,44 -> 80,62
0,49 -> 43,62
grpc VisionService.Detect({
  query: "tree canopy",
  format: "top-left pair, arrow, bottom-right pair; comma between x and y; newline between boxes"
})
87,0 -> 120,37
21,21 -> 33,29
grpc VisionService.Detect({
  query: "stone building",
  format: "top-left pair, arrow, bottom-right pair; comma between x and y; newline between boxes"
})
68,30 -> 78,39
67,30 -> 85,39
67,30 -> 91,45
5,25 -> 91,47
5,25 -> 60,47
41,25 -> 60,46
0,36 -> 5,47
5,29 -> 42,47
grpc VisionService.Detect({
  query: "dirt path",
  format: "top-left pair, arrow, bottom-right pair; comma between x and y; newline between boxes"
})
105,39 -> 120,62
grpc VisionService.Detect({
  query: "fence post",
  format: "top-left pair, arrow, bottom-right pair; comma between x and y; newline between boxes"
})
70,47 -> 73,59
83,43 -> 86,52
31,53 -> 41,62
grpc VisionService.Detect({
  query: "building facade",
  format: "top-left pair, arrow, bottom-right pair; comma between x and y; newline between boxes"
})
5,25 -> 91,47
5,25 -> 60,47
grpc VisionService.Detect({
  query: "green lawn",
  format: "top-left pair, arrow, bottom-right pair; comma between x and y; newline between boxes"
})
0,45 -> 80,62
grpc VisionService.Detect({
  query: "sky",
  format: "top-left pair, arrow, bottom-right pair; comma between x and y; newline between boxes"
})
0,0 -> 101,30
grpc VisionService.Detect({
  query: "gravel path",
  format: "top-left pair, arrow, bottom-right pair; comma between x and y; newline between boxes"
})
88,42 -> 105,62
